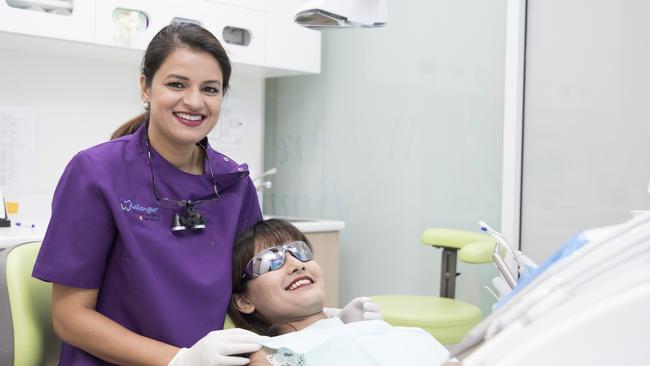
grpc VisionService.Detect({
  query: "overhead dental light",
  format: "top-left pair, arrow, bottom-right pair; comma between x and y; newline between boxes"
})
294,0 -> 387,29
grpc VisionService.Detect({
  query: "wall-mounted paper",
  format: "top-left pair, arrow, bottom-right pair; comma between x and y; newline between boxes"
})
0,106 -> 37,194
209,96 -> 246,149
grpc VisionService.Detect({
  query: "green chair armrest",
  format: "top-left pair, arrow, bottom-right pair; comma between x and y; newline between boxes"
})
459,241 -> 499,264
421,228 -> 492,250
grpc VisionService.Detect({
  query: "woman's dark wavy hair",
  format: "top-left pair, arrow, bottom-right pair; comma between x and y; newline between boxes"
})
111,22 -> 231,139
227,219 -> 313,336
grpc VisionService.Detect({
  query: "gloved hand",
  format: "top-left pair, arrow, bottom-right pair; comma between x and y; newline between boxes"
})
324,297 -> 382,323
167,328 -> 269,366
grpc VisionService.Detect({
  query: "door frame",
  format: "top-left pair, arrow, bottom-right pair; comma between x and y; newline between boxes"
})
500,0 -> 527,249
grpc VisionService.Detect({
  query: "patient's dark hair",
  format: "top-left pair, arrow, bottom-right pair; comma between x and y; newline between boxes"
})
228,219 -> 313,336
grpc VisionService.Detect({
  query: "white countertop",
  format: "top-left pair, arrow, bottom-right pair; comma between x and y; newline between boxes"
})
0,224 -> 46,249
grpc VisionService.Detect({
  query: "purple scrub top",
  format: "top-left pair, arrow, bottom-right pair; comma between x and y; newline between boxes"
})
32,125 -> 262,365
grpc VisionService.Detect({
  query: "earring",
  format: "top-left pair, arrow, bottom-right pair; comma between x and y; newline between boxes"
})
143,101 -> 150,111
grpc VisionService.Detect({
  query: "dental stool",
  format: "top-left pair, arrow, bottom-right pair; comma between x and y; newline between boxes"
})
373,228 -> 494,344
0,241 -> 61,366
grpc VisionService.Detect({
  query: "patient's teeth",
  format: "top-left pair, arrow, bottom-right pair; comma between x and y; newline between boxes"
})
288,278 -> 312,290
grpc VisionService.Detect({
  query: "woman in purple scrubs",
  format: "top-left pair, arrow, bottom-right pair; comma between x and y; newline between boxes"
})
32,23 -> 267,365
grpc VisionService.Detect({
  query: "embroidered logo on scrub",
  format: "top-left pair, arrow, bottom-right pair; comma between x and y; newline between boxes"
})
119,199 -> 160,222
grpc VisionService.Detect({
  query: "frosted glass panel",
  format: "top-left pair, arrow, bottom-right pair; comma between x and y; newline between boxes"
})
265,1 -> 506,314
521,0 -> 650,262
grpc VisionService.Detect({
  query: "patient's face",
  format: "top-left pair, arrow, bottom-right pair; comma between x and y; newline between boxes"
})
242,248 -> 327,324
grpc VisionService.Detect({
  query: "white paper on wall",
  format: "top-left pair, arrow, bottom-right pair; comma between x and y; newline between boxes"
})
209,96 -> 246,149
0,106 -> 37,194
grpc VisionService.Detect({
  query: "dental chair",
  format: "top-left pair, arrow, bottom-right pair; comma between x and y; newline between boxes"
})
0,241 -> 61,366
456,212 -> 650,365
373,228 -> 494,344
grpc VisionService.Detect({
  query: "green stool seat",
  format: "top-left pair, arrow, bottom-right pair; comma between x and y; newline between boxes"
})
369,228 -> 494,345
373,295 -> 482,345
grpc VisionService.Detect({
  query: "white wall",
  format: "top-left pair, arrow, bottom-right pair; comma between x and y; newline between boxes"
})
0,46 -> 265,224
264,0 -> 507,314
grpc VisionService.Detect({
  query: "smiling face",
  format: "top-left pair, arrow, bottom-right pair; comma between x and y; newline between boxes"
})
141,47 -> 223,147
234,242 -> 327,326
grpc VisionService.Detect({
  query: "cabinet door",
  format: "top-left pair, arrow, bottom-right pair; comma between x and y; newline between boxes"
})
95,0 -> 168,50
200,0 -> 268,12
197,1 -> 267,68
265,0 -> 321,74
305,231 -> 340,308
95,0 -> 268,67
0,0 -> 94,43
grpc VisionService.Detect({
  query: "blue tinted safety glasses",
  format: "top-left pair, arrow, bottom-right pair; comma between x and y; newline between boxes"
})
243,241 -> 313,280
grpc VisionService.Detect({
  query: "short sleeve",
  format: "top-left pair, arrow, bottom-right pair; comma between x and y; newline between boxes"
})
32,152 -> 117,288
235,177 -> 263,235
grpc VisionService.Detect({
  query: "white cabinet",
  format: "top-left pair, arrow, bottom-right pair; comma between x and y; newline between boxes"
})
95,0 -> 164,50
0,0 -> 320,75
0,0 -> 95,43
266,0 -> 321,74
201,0 -> 268,12
196,1 -> 267,68
94,0 -> 268,69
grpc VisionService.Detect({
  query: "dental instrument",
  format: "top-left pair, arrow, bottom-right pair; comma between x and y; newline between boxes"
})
479,221 -> 519,276
491,277 -> 511,299
491,241 -> 517,289
479,221 -> 537,278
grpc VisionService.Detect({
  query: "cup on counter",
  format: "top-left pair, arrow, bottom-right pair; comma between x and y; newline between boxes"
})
5,201 -> 19,216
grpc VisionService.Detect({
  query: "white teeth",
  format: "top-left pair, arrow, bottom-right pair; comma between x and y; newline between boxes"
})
175,112 -> 203,121
288,279 -> 312,290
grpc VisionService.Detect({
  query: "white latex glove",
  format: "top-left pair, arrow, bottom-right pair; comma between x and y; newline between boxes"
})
167,328 -> 269,366
324,297 -> 383,323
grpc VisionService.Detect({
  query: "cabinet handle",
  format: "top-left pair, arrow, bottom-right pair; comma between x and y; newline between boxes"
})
223,26 -> 251,46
